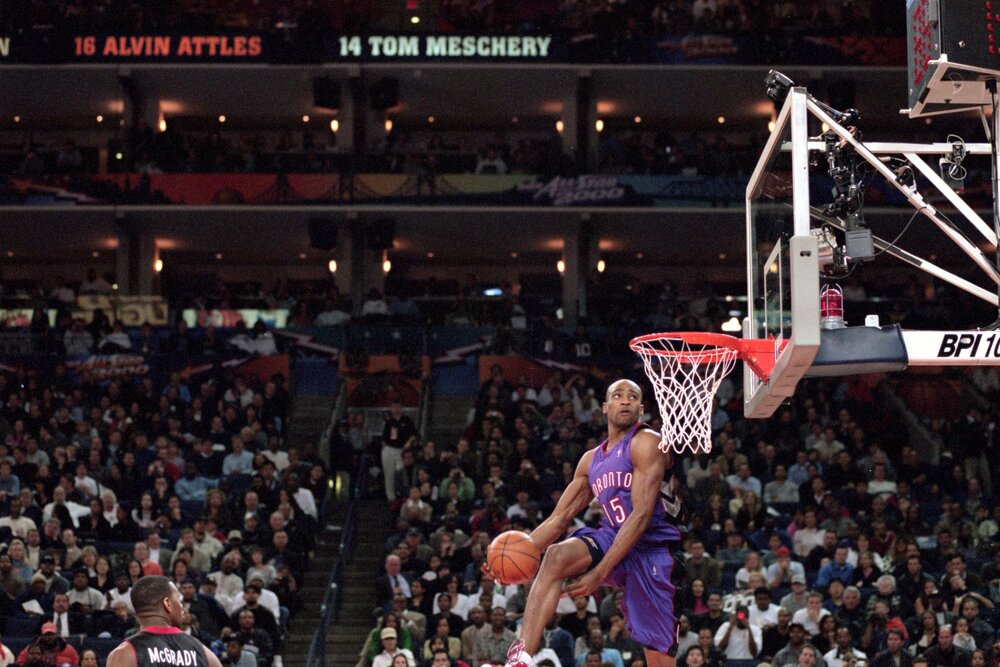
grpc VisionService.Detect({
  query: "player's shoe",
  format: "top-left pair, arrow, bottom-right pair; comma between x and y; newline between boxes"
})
504,639 -> 532,667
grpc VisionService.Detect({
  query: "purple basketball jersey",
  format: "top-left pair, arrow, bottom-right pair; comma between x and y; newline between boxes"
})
588,423 -> 683,544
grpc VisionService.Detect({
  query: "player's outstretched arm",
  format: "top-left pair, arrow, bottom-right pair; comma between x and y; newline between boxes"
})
529,449 -> 596,551
106,643 -> 135,667
565,430 -> 665,597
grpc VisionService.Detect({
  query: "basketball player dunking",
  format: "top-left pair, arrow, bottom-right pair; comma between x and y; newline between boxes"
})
492,379 -> 685,667
106,576 -> 223,667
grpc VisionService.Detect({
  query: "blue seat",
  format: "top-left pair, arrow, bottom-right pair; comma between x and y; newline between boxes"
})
4,617 -> 38,636
85,638 -> 122,662
4,637 -> 33,657
104,542 -> 135,557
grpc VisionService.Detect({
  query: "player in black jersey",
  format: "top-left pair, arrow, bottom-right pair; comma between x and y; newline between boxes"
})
107,576 -> 223,667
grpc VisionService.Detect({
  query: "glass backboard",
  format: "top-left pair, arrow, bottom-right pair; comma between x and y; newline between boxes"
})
744,88 -> 820,418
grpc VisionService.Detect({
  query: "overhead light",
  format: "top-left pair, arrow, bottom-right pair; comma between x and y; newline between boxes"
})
115,152 -> 123,160
384,118 -> 393,133
215,252 -> 223,260
158,118 -> 167,132
427,116 -> 435,124
634,116 -> 642,124
153,259 -> 163,273
96,115 -> 104,123
382,249 -> 391,273
768,120 -> 776,132
556,258 -> 566,273
595,119 -> 604,133
111,283 -> 118,290
721,316 -> 742,332
555,119 -> 565,133
596,259 -> 606,273
302,115 -> 310,123
330,119 -> 339,132
717,115 -> 726,124
13,116 -> 20,123
636,252 -> 644,260
512,116 -> 519,124
821,122 -> 830,133
426,252 -> 434,258
328,259 -> 337,273
410,15 -> 420,23
298,252 -> 307,260
719,253 -> 727,260
510,252 -> 518,258
91,251 -> 100,258
5,251 -> 13,258
218,115 -> 226,123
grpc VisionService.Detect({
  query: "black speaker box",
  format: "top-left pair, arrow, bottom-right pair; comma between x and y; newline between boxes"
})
309,218 -> 339,250
312,77 -> 341,110
369,77 -> 399,111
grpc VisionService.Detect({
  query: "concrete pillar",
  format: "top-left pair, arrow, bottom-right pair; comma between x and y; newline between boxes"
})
561,217 -> 596,327
576,70 -> 592,171
349,73 -> 368,165
114,220 -> 156,296
333,70 -> 355,153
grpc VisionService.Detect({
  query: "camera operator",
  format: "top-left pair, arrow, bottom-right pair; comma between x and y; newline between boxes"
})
714,605 -> 762,660
862,600 -> 906,655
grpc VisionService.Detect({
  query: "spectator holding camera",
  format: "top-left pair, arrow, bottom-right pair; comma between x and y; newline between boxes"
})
714,605 -> 762,660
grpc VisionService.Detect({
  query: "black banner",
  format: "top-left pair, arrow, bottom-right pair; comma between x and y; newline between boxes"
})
0,30 -> 905,66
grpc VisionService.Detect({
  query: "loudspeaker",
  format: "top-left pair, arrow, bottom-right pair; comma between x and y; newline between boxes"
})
369,77 -> 399,111
309,218 -> 338,250
312,77 -> 341,110
367,218 -> 396,250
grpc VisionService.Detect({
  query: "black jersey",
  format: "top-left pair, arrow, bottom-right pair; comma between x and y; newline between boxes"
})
126,627 -> 209,667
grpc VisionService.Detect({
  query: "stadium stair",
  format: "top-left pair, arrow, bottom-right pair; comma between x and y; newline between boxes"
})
280,501 -> 347,667
285,393 -> 337,448
328,501 -> 396,667
427,394 -> 474,447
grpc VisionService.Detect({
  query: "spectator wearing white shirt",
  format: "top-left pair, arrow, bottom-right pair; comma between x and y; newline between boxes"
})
73,463 -> 98,501
714,605 -> 763,660
792,593 -> 831,636
0,498 -> 37,538
749,588 -> 782,629
209,554 -> 247,615
286,474 -> 317,520
372,628 -> 415,667
822,627 -> 866,667
260,436 -> 289,472
67,569 -> 106,611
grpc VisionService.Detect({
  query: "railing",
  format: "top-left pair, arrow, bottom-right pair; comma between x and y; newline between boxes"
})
303,451 -> 368,667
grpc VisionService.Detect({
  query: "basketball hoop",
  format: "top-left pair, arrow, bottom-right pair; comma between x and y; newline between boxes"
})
630,332 -> 774,456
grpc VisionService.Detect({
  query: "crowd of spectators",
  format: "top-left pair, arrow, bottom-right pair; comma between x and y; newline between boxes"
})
356,344 -> 1000,667
0,0 -> 902,38
0,327 -> 327,667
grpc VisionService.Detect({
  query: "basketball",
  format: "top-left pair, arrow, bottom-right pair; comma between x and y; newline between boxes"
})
487,530 -> 541,585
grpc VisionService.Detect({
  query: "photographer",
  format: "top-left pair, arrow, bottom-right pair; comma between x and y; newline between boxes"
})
862,600 -> 906,655
714,605 -> 762,660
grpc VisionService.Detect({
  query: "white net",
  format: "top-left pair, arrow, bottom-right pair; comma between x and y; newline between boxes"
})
631,333 -> 740,456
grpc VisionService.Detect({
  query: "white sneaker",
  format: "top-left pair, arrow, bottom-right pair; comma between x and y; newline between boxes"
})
504,640 -> 532,667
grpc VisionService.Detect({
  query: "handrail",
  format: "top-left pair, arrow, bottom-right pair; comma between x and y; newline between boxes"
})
417,372 -> 432,443
303,451 -> 368,667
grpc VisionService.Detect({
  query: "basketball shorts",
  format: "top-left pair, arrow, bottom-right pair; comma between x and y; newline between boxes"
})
571,526 -> 685,655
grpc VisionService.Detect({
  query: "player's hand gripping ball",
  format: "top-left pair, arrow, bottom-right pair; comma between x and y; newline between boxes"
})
486,530 -> 541,585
